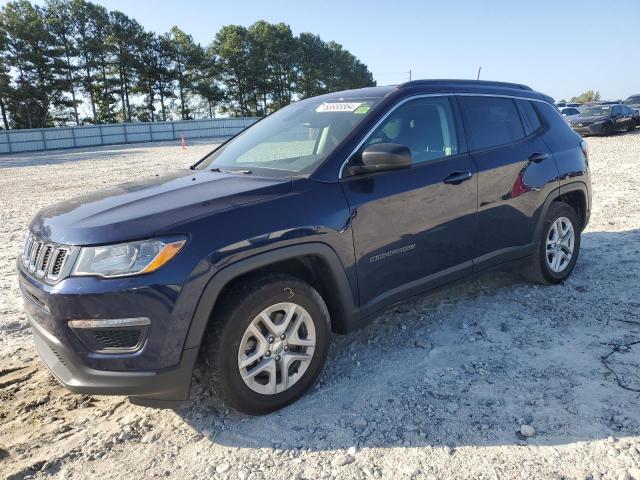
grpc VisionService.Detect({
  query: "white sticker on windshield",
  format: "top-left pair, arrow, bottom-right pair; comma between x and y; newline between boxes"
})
315,102 -> 362,113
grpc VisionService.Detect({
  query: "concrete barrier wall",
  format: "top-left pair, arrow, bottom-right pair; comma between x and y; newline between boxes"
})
0,117 -> 261,154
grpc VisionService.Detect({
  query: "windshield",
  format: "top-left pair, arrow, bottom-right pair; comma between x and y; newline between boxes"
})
196,96 -> 381,175
582,106 -> 612,117
624,96 -> 640,105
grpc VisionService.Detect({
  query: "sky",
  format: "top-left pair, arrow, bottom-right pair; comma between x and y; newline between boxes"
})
13,0 -> 640,101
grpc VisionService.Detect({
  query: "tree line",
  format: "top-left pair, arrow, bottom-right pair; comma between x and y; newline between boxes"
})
0,0 -> 375,130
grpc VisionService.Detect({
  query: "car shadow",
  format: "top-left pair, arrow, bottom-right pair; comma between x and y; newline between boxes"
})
582,128 -> 640,139
177,229 -> 640,451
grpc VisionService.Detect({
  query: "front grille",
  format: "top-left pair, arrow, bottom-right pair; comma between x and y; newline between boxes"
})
50,250 -> 67,277
36,245 -> 53,276
22,235 -> 70,281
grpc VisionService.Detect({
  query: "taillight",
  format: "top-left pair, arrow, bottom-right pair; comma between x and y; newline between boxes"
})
580,140 -> 589,164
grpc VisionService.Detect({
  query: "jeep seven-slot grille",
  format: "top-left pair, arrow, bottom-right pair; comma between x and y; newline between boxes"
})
23,235 -> 70,281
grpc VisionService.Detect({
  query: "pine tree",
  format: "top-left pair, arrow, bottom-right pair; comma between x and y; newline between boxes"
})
0,3 -> 376,128
154,35 -> 175,121
211,25 -> 252,117
45,0 -> 80,125
0,24 -> 12,129
108,10 -> 144,122
164,26 -> 203,120
194,55 -> 223,118
0,0 -> 64,128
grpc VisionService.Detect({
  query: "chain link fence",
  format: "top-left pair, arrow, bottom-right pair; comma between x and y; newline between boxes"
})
0,117 -> 261,154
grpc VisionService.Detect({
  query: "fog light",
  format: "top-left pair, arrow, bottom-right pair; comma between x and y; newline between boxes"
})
68,317 -> 150,329
68,317 -> 150,354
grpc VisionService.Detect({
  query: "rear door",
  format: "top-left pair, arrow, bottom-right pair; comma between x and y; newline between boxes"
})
611,106 -> 624,130
457,95 -> 558,269
623,106 -> 634,128
340,96 -> 477,307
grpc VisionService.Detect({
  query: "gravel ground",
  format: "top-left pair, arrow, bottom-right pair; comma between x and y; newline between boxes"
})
1,132 -> 639,480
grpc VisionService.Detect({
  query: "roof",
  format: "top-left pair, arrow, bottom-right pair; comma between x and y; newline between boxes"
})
399,79 -> 533,91
319,79 -> 549,103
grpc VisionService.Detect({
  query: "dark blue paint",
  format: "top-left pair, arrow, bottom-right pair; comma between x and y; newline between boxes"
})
17,80 -> 591,405
341,152 -> 477,305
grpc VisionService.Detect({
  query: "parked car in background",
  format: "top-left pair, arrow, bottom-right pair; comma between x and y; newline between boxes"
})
18,79 -> 591,414
568,104 -> 636,136
624,94 -> 640,119
559,107 -> 581,118
556,102 -> 583,110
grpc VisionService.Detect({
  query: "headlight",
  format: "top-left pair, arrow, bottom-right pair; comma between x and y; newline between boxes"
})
72,238 -> 186,278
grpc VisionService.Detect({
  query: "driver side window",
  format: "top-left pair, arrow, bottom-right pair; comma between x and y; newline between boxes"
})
363,97 -> 459,164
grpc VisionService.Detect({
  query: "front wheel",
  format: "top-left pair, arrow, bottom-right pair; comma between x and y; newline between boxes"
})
524,201 -> 581,284
603,122 -> 615,136
200,275 -> 331,415
628,120 -> 636,132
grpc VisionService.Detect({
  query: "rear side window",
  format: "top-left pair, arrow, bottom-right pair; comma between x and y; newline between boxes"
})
459,96 -> 525,150
517,100 -> 543,134
362,96 -> 458,164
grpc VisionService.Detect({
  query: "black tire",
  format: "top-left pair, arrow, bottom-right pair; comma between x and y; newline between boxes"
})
603,122 -> 614,136
200,275 -> 331,415
628,120 -> 636,132
524,201 -> 581,284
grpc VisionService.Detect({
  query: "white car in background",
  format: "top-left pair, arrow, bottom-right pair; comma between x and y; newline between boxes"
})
559,106 -> 582,118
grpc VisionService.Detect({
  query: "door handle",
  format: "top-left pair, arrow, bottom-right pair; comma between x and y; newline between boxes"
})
443,170 -> 473,185
528,152 -> 549,163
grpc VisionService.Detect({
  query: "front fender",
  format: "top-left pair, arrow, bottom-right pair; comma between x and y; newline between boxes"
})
182,242 -> 358,351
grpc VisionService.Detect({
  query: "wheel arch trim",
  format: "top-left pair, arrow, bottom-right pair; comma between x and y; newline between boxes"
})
183,243 -> 358,350
534,181 -> 589,239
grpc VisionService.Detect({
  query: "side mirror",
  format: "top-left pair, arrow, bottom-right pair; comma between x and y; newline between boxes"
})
348,143 -> 412,176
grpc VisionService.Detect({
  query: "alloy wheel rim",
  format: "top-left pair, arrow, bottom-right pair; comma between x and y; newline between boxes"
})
238,302 -> 316,395
545,216 -> 575,273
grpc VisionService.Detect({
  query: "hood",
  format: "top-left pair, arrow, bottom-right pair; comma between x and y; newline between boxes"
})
570,115 -> 608,124
30,169 -> 292,245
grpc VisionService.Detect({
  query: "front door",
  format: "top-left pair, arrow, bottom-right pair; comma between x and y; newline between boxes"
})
340,96 -> 477,307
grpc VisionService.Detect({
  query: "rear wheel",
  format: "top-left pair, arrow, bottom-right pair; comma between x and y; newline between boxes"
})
628,120 -> 636,132
200,275 -> 331,415
524,201 -> 581,284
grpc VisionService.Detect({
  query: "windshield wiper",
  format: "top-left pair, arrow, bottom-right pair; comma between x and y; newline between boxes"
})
210,167 -> 252,174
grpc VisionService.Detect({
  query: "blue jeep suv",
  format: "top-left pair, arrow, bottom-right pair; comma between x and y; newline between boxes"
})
18,80 -> 591,414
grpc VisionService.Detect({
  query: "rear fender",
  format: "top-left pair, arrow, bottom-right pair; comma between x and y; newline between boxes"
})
533,181 -> 590,239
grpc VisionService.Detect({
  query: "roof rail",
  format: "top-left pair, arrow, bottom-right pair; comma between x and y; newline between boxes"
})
399,79 -> 533,91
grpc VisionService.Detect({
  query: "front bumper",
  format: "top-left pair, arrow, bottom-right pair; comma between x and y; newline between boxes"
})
18,246 -> 213,407
29,313 -> 198,408
570,123 -> 607,136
